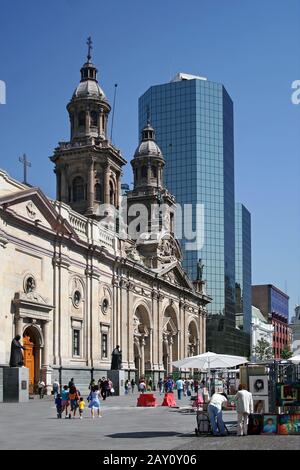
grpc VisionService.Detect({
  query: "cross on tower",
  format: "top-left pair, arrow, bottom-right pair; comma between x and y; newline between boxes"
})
146,105 -> 151,124
87,36 -> 93,62
19,153 -> 31,184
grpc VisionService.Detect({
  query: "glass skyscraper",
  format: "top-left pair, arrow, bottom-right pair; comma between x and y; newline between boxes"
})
235,203 -> 252,335
139,73 -> 250,355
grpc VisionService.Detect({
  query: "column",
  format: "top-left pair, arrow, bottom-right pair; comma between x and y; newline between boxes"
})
87,159 -> 94,214
147,161 -> 151,182
141,338 -> 145,376
104,165 -> 110,204
60,164 -> 69,203
168,337 -> 173,374
85,110 -> 90,135
149,328 -> 153,370
52,249 -> 60,365
42,321 -> 50,367
15,316 -> 23,338
127,289 -> 135,368
55,169 -> 61,201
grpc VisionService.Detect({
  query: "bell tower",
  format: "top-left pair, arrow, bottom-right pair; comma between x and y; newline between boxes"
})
127,121 -> 180,268
50,37 -> 126,218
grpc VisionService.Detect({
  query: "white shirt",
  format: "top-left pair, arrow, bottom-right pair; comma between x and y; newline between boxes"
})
235,390 -> 254,414
209,393 -> 227,410
176,379 -> 184,390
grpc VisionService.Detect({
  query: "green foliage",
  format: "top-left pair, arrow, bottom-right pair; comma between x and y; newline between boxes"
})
253,338 -> 273,361
280,346 -> 293,360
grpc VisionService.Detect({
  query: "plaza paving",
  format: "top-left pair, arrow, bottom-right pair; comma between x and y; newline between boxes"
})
0,392 -> 299,450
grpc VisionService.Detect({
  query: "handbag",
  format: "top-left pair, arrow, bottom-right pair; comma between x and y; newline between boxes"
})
111,388 -> 115,394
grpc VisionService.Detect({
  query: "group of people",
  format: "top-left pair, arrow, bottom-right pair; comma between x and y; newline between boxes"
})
54,378 -> 85,419
52,376 -> 115,419
207,384 -> 254,437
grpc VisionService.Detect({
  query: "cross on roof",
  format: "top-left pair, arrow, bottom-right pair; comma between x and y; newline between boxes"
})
18,153 -> 31,184
87,36 -> 93,62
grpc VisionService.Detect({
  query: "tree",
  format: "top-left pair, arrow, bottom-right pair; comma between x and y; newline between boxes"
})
253,338 -> 274,361
280,346 -> 293,360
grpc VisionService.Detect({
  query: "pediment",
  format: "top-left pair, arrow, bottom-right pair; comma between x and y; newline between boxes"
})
155,261 -> 194,290
0,187 -> 77,238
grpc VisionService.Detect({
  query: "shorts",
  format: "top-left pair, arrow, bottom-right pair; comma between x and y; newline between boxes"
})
70,399 -> 78,411
61,400 -> 69,409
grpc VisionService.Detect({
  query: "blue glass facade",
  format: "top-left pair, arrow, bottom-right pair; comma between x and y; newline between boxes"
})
139,76 -> 250,354
270,287 -> 289,320
235,203 -> 252,334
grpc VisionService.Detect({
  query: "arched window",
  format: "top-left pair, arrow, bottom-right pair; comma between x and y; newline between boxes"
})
73,176 -> 85,202
151,166 -> 157,178
78,111 -> 85,128
90,111 -> 98,127
109,181 -> 115,205
141,166 -> 147,178
95,183 -> 102,202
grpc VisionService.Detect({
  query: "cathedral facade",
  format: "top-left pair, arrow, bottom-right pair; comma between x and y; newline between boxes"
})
0,46 -> 210,393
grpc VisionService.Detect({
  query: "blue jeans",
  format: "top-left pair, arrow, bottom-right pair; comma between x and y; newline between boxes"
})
208,404 -> 226,435
177,389 -> 183,400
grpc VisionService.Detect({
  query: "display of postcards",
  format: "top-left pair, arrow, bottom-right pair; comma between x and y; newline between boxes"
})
249,375 -> 268,396
278,414 -> 300,435
248,414 -> 263,435
262,414 -> 278,434
253,396 -> 269,413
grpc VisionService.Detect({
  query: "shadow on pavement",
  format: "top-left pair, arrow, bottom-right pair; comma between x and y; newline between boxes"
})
106,431 -> 182,439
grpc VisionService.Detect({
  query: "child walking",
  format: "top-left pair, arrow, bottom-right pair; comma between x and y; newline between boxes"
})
55,393 -> 62,418
88,385 -> 101,418
79,397 -> 85,419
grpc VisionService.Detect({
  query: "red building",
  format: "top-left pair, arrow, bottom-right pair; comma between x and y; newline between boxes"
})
252,284 -> 290,359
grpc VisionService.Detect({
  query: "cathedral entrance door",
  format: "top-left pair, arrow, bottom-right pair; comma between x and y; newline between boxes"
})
23,326 -> 41,394
23,334 -> 35,393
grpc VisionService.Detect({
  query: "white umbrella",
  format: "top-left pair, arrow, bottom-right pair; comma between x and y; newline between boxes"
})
172,351 -> 248,369
172,351 -> 248,392
290,354 -> 300,363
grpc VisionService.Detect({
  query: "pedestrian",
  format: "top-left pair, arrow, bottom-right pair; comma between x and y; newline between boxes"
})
139,378 -> 146,394
100,377 -> 109,400
234,384 -> 254,436
108,379 -> 114,396
88,385 -> 101,418
194,379 -> 199,393
125,379 -> 129,394
158,378 -> 164,395
131,378 -> 135,394
78,397 -> 85,419
89,379 -> 96,390
68,377 -> 74,388
38,380 -> 45,399
61,385 -> 70,419
69,384 -> 80,418
166,377 -> 175,393
148,377 -> 152,391
55,393 -> 63,419
207,392 -> 228,436
52,378 -> 60,399
176,377 -> 185,400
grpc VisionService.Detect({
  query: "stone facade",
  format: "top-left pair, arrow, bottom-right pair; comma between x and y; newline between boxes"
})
0,45 -> 210,393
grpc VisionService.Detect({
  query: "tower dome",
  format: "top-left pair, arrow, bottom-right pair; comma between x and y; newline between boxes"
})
134,123 -> 163,159
66,37 -> 110,142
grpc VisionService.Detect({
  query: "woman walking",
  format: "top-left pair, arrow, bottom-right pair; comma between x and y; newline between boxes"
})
88,385 -> 102,419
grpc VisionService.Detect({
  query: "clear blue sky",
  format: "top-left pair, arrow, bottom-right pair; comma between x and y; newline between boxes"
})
0,0 -> 299,316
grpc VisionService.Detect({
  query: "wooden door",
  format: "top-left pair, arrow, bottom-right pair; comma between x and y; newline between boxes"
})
23,335 -> 34,394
